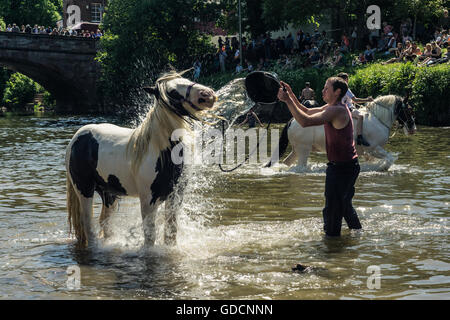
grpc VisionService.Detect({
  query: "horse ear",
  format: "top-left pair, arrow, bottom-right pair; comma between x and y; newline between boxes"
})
143,86 -> 159,97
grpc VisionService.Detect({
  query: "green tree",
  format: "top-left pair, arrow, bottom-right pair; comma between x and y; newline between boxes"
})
98,0 -> 219,111
0,0 -> 62,26
2,73 -> 39,111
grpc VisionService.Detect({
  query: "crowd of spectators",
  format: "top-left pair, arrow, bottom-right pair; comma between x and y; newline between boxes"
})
1,23 -> 102,38
194,11 -> 450,78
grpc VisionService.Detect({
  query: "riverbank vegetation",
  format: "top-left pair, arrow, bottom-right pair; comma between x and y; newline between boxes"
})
198,61 -> 450,126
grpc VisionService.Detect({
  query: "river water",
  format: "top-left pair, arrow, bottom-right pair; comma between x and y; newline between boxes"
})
0,114 -> 448,300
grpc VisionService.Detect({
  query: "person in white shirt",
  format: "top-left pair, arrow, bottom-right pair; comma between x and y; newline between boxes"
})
337,73 -> 373,146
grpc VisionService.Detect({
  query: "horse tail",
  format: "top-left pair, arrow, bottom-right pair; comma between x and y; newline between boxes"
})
66,172 -> 86,246
264,118 -> 292,167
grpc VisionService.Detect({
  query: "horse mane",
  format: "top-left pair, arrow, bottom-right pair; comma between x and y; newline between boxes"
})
127,70 -> 193,174
365,95 -> 400,127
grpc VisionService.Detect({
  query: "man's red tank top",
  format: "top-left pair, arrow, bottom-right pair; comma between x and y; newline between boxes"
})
324,106 -> 358,162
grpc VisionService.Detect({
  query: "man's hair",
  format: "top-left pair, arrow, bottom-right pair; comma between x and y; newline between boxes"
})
327,77 -> 348,99
336,72 -> 349,81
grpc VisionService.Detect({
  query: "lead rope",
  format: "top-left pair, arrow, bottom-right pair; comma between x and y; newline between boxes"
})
218,102 -> 277,173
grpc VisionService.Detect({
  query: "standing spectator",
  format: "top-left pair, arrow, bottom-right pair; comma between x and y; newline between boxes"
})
193,59 -> 201,81
284,33 -> 294,54
440,9 -> 449,30
351,27 -> 357,51
382,21 -> 393,35
218,46 -> 227,72
297,30 -> 304,52
369,28 -> 380,47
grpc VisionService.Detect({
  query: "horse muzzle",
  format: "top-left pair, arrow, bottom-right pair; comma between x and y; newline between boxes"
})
198,91 -> 217,108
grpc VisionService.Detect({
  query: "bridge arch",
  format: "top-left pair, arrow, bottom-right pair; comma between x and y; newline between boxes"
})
0,31 -> 100,114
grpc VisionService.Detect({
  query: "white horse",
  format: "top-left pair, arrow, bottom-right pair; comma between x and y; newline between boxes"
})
66,71 -> 217,247
266,95 -> 416,168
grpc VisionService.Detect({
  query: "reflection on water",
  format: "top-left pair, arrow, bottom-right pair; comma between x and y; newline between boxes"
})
0,116 -> 449,299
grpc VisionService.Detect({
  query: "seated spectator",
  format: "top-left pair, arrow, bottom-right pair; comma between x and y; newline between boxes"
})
419,42 -> 442,66
235,62 -> 243,73
382,42 -> 405,64
244,59 -> 254,72
341,34 -> 350,52
32,24 -> 39,34
20,25 -> 25,33
418,43 -> 433,61
95,29 -> 103,38
309,49 -> 321,65
328,48 -> 344,67
25,24 -> 32,33
364,44 -> 375,62
404,42 -> 421,61
385,33 -> 397,53
6,24 -> 12,32
301,44 -> 311,56
358,53 -> 367,64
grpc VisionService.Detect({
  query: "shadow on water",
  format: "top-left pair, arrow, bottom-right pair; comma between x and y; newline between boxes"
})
67,242 -> 191,298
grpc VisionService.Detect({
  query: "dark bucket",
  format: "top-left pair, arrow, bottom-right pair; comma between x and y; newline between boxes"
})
245,71 -> 281,104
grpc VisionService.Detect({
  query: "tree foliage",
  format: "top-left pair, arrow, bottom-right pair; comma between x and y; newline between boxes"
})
218,0 -> 449,38
97,0 -> 220,111
2,73 -> 40,111
0,0 -> 62,26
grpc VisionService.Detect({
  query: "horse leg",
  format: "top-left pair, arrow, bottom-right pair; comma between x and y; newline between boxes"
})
282,150 -> 297,166
140,200 -> 158,247
164,194 -> 181,246
99,196 -> 118,239
78,195 -> 95,245
293,144 -> 311,167
368,145 -> 391,160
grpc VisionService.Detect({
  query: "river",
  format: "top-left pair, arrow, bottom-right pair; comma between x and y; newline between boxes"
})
0,115 -> 448,299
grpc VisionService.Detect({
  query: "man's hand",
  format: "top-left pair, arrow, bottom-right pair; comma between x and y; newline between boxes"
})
278,81 -> 293,103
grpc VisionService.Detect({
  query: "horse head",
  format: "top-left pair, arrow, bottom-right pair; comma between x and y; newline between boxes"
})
395,96 -> 417,135
143,71 -> 217,121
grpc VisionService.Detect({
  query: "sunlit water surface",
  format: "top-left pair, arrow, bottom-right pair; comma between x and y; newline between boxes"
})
0,114 -> 448,299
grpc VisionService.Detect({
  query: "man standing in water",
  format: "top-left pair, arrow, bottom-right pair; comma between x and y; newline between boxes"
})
277,77 -> 362,236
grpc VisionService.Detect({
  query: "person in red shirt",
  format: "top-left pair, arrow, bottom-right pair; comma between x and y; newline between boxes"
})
277,77 -> 362,237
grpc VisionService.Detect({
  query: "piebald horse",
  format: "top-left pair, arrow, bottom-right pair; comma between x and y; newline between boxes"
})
66,71 -> 217,247
266,95 -> 416,168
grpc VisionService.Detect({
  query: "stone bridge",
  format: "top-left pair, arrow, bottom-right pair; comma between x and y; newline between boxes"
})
0,31 -> 101,114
